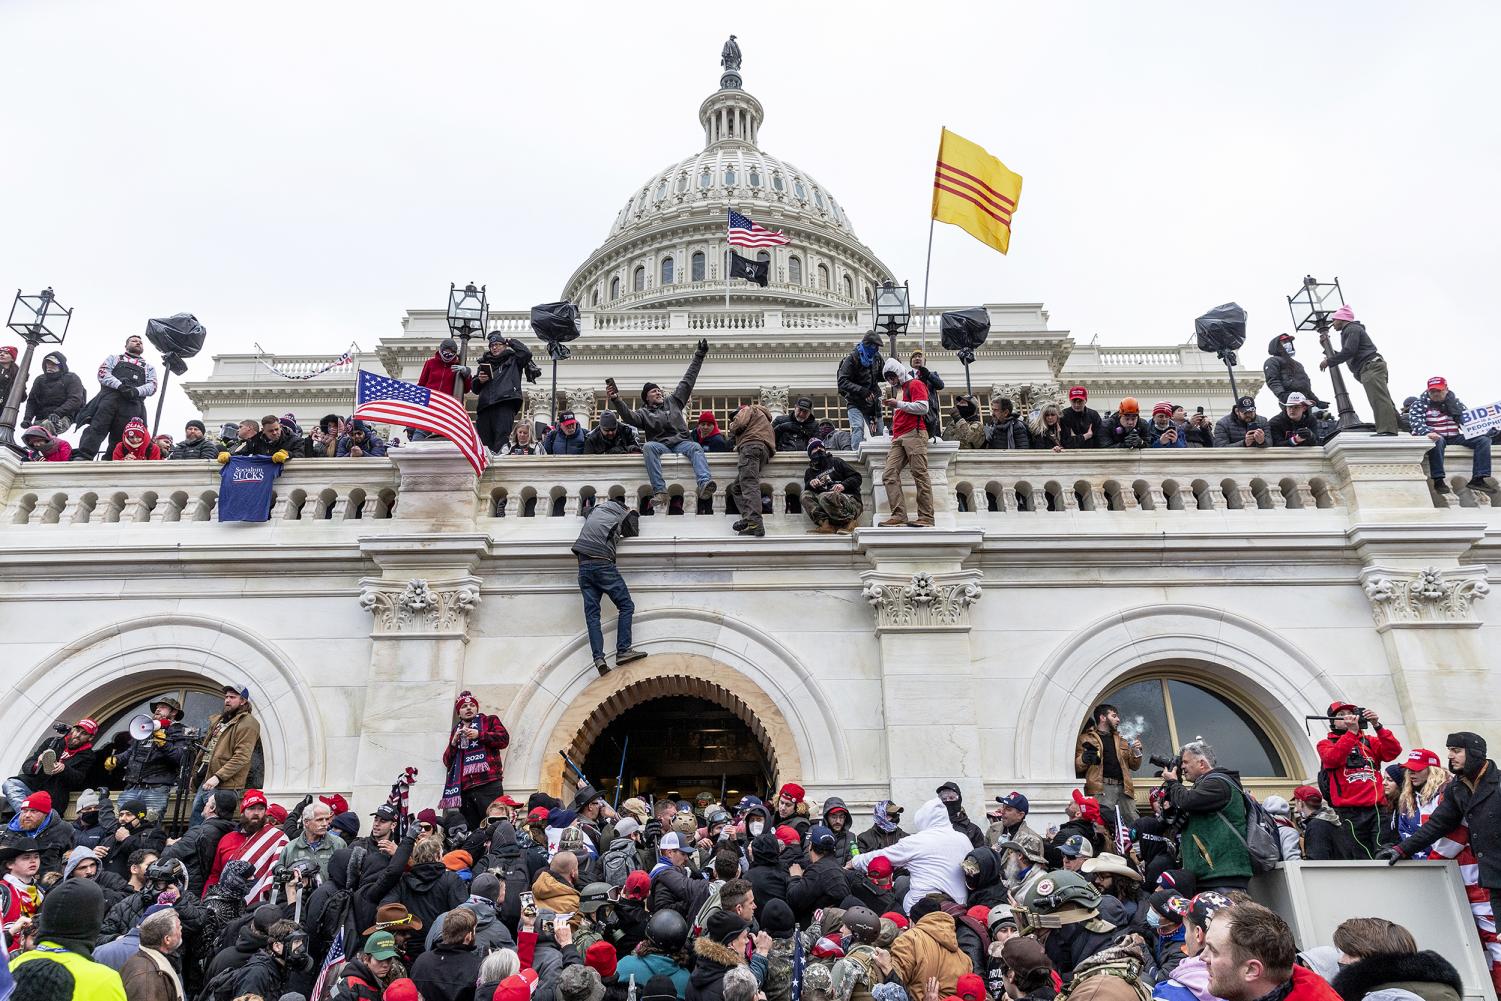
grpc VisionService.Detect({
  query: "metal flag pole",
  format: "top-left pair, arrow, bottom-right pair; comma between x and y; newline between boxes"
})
918,217 -> 936,353
725,209 -> 733,310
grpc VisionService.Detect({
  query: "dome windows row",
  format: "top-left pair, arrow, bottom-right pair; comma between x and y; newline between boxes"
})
612,157 -> 848,238
584,247 -> 872,305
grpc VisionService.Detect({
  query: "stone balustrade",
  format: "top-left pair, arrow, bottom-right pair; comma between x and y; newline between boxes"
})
2,436 -> 1488,533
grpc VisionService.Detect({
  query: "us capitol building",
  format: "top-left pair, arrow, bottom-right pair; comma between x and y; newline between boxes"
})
1,45 -> 1496,825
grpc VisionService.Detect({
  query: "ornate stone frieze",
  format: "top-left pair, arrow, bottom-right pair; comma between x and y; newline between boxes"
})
360,577 -> 482,636
758,385 -> 789,415
1361,566 -> 1489,629
861,571 -> 983,632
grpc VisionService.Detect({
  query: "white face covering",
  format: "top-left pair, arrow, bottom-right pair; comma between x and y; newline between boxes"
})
749,821 -> 764,837
1284,343 -> 1296,358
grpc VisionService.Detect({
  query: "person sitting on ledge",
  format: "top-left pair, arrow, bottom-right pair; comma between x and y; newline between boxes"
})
606,338 -> 716,513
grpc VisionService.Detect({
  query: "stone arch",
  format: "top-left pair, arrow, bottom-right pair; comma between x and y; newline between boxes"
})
501,607 -> 850,796
1015,604 -> 1335,782
0,615 -> 326,794
540,655 -> 800,797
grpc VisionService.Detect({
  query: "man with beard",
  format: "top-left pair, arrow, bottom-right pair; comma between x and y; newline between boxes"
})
76,334 -> 158,459
203,790 -> 271,893
188,685 -> 261,830
167,420 -> 220,460
22,350 -> 86,433
936,782 -> 984,848
161,791 -> 240,894
108,694 -> 190,823
103,807 -> 167,882
5,718 -> 99,820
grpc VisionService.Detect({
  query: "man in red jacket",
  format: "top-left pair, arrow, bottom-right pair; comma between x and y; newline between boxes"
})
1204,902 -> 1341,1001
1316,701 -> 1401,860
412,339 -> 473,441
441,692 -> 511,830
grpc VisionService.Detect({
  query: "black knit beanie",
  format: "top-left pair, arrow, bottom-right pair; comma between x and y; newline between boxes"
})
37,876 -> 105,954
1447,732 -> 1487,775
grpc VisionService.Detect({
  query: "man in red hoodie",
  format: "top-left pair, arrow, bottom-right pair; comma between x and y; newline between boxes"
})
412,339 -> 472,441
1316,701 -> 1401,860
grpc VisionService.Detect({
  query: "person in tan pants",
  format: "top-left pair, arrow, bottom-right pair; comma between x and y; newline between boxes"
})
879,358 -> 934,527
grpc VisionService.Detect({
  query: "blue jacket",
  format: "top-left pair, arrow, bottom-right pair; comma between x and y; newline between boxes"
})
336,422 -> 387,456
1149,421 -> 1187,448
617,951 -> 691,997
542,425 -> 587,455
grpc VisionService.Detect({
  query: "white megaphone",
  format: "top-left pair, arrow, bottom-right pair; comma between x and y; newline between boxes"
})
128,714 -> 159,741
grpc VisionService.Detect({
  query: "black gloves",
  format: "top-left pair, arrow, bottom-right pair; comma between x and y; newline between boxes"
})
696,338 -> 709,355
1377,847 -> 1402,865
1081,743 -> 1100,767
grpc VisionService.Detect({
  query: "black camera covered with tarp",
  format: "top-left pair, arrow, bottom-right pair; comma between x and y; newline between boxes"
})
941,306 -> 990,393
1194,302 -> 1247,356
145,313 -> 207,376
531,301 -> 581,362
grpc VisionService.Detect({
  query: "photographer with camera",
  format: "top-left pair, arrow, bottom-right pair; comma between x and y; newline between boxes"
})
1161,741 -> 1253,892
1316,701 -> 1402,860
471,330 -> 535,452
1075,705 -> 1144,823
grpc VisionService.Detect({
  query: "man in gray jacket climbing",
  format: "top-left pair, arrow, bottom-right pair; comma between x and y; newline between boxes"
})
573,497 -> 649,676
607,338 -> 717,512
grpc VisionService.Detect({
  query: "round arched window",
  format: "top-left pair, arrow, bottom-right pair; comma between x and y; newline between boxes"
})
1086,675 -> 1290,781
591,288 -> 600,306
610,277 -> 620,300
691,252 -> 706,282
756,250 -> 770,263
89,683 -> 267,798
842,275 -> 853,298
632,266 -> 646,292
788,256 -> 803,285
816,263 -> 829,289
660,257 -> 675,285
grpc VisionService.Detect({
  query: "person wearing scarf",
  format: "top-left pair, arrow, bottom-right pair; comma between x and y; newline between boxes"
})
440,692 -> 512,829
1,838 -> 43,954
693,410 -> 730,452
111,417 -> 163,461
857,800 -> 907,855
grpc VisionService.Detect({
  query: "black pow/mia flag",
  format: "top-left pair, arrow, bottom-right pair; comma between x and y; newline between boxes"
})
729,251 -> 770,287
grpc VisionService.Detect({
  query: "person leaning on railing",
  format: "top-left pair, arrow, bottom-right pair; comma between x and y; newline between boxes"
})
1212,397 -> 1270,449
1149,402 -> 1186,447
167,420 -> 221,460
1268,393 -> 1321,447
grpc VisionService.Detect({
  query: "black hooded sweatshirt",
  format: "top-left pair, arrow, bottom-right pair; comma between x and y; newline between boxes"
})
1262,336 -> 1325,405
961,846 -> 1009,908
747,832 -> 790,921
23,351 -> 86,426
937,783 -> 985,848
381,857 -> 468,957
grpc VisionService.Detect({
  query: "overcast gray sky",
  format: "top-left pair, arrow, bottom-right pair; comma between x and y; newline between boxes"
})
4,1 -> 1498,433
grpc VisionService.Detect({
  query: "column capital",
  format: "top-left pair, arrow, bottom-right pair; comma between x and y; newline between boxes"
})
860,569 -> 983,633
359,575 -> 483,638
758,385 -> 789,416
1360,565 -> 1490,631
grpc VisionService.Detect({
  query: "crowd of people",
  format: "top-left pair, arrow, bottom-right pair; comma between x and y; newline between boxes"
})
1,687 -> 1497,1001
7,307 -> 1494,500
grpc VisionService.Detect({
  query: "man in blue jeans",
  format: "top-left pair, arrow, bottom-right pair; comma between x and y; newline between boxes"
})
572,497 -> 649,676
1407,375 -> 1497,496
607,338 -> 717,514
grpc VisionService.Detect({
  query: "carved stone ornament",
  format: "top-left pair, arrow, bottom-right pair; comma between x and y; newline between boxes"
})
565,386 -> 597,424
360,577 -> 482,635
1362,566 -> 1490,628
862,571 -> 983,631
759,385 -> 790,414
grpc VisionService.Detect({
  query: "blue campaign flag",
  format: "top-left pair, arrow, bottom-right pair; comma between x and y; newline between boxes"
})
218,455 -> 283,522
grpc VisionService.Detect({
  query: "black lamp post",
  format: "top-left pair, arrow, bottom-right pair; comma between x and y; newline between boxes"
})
1286,275 -> 1363,431
1,288 -> 72,453
446,283 -> 487,402
873,280 -> 911,360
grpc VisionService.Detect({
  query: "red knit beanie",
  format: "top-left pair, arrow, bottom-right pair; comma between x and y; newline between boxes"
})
585,940 -> 618,979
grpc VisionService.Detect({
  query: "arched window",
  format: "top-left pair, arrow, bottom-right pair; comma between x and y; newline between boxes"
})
842,275 -> 853,298
794,179 -> 807,200
590,288 -> 600,307
749,168 -> 762,188
788,256 -> 803,284
610,276 -> 620,300
699,169 -> 712,190
691,252 -> 706,282
756,250 -> 770,263
864,284 -> 873,303
655,180 -> 668,201
676,174 -> 689,194
772,173 -> 785,192
660,257 -> 675,285
632,266 -> 646,292
1086,675 -> 1290,781
816,263 -> 830,289
724,166 -> 737,186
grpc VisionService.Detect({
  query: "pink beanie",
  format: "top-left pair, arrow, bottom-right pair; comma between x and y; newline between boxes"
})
1330,305 -> 1355,323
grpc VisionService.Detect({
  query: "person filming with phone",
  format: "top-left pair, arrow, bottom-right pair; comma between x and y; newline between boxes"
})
1316,701 -> 1401,859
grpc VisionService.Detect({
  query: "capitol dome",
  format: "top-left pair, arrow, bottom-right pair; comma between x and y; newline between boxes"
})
562,47 -> 894,311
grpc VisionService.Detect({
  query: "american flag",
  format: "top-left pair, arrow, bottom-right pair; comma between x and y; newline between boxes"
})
1115,805 -> 1131,855
311,927 -> 346,999
790,924 -> 803,1001
236,823 -> 292,906
353,369 -> 487,475
727,209 -> 789,248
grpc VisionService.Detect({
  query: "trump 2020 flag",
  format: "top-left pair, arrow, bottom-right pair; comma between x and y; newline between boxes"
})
218,455 -> 282,522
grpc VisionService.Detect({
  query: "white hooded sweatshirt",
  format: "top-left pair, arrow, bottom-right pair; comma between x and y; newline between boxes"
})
850,797 -> 972,910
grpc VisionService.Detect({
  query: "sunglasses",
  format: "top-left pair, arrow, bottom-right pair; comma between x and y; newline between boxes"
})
418,823 -> 435,833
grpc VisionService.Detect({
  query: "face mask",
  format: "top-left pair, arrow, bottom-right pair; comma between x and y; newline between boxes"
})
1146,909 -> 1163,929
749,821 -> 764,836
1284,344 -> 1296,357
812,451 -> 830,469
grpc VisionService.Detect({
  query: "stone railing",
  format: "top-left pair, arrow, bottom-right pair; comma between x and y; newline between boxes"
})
472,304 -> 1045,337
1,457 -> 399,526
1,436 -> 1484,532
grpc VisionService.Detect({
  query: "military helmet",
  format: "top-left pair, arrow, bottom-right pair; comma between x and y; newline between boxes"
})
579,881 -> 616,914
841,906 -> 881,944
646,909 -> 689,951
1012,869 -> 1101,932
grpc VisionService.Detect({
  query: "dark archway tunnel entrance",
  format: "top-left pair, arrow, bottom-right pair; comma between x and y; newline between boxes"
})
579,695 -> 774,804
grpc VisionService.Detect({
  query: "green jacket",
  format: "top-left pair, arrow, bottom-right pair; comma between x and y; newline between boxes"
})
1169,771 -> 1252,882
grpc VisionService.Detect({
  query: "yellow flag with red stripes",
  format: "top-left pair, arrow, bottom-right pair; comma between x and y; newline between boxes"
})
931,128 -> 1023,255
